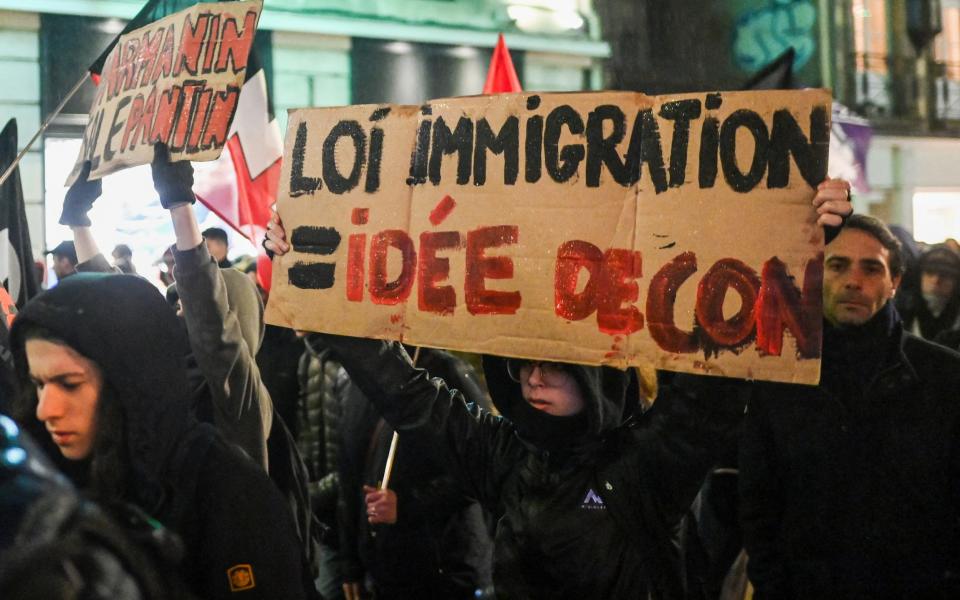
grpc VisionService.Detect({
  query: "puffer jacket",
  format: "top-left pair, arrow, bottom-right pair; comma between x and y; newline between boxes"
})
318,334 -> 744,599
297,334 -> 345,527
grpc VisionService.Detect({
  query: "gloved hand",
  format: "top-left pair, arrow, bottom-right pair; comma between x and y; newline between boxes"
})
151,142 -> 196,209
59,161 -> 101,227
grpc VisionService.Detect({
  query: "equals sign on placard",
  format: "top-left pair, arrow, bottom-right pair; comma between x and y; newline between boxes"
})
289,226 -> 342,289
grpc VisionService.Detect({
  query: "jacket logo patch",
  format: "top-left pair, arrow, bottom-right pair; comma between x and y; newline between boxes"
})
227,564 -> 256,592
581,488 -> 606,510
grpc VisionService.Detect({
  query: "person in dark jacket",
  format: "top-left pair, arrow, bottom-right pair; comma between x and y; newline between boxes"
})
297,332 -> 348,599
202,227 -> 232,269
61,155 -> 321,578
740,214 -> 960,599
8,273 -> 312,600
895,243 -> 960,341
264,227 -> 744,599
262,178 -> 851,599
337,348 -> 493,600
62,158 -> 273,470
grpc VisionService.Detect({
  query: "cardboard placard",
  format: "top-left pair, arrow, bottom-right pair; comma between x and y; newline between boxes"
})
67,0 -> 263,185
266,90 -> 831,384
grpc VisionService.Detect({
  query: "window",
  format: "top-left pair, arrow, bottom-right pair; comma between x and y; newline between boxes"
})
934,1 -> 960,119
851,0 -> 891,115
934,2 -> 960,79
852,0 -> 889,74
912,190 -> 960,244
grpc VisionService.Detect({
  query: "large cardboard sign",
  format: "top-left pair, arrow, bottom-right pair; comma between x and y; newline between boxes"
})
266,90 -> 831,384
68,0 -> 262,184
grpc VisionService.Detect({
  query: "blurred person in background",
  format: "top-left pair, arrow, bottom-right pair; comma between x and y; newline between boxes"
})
44,241 -> 77,281
202,227 -> 231,268
111,244 -> 136,275
896,243 -> 960,341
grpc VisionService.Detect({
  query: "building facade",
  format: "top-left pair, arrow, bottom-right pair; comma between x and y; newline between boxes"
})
3,0 -> 959,266
597,0 -> 960,242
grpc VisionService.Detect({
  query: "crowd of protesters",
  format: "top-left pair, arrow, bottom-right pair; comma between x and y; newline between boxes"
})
0,145 -> 958,600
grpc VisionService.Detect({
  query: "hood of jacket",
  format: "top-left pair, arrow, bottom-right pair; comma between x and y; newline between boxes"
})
482,355 -> 630,445
10,274 -> 193,498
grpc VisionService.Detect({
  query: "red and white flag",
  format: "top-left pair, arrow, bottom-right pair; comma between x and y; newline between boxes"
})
193,51 -> 282,291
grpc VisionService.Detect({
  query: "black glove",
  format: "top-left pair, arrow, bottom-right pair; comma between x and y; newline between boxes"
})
59,161 -> 101,227
151,143 -> 196,209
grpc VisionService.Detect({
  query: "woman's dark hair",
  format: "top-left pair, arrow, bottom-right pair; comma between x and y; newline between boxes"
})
16,325 -> 129,502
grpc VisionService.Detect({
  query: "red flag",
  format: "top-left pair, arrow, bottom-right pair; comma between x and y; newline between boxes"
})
192,52 -> 282,292
483,34 -> 523,94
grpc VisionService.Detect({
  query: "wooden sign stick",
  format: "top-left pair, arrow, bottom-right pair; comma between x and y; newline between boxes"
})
380,346 -> 420,490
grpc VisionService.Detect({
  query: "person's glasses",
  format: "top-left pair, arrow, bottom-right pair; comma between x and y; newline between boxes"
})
506,359 -> 570,385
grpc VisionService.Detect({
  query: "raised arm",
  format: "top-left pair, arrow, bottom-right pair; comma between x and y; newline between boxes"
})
265,214 -> 519,506
153,144 -> 273,469
60,161 -> 115,273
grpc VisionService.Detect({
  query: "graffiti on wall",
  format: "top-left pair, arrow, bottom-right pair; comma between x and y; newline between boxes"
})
733,0 -> 817,73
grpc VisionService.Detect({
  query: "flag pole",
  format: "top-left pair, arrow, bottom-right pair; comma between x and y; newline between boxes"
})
0,72 -> 88,188
380,346 -> 421,490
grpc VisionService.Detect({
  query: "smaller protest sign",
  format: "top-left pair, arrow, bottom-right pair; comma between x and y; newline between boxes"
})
67,0 -> 262,185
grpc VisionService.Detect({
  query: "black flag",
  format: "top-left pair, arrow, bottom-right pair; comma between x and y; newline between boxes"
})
741,47 -> 796,91
0,119 -> 40,310
0,118 -> 40,408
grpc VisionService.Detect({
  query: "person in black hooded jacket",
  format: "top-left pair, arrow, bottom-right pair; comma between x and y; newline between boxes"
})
8,273 -> 312,600
262,179 -> 853,599
300,335 -> 748,599
61,153 -> 321,581
263,224 -> 743,599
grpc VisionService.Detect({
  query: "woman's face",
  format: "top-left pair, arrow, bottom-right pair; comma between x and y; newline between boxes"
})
518,362 -> 585,417
26,339 -> 102,460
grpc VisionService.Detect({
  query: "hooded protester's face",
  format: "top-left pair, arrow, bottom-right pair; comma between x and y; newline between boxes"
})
26,339 -> 102,460
517,361 -> 585,416
921,270 -> 957,302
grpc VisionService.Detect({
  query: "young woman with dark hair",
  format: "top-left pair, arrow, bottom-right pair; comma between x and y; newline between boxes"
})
9,273 -> 314,600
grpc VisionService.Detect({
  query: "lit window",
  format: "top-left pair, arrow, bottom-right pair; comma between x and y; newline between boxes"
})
852,0 -> 888,74
912,190 -> 960,244
934,4 -> 960,80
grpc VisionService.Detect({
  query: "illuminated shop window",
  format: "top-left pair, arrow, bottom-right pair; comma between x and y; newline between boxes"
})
912,190 -> 960,244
